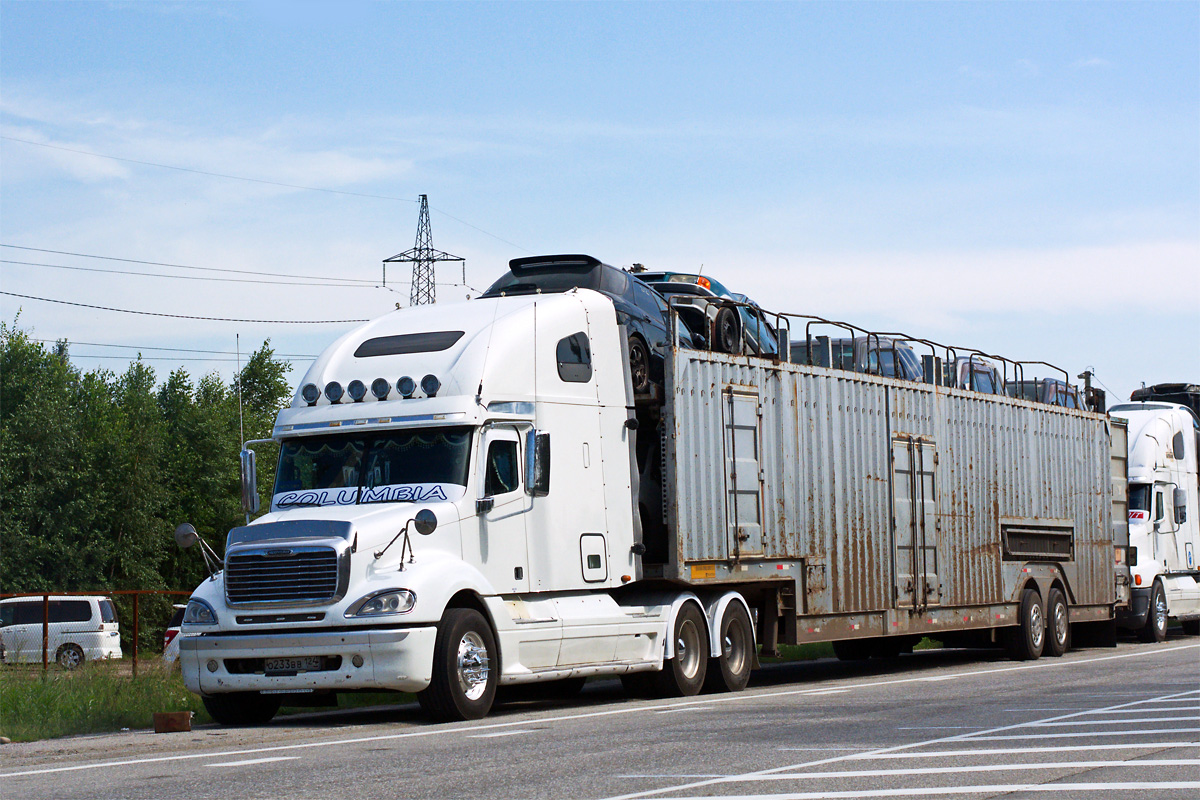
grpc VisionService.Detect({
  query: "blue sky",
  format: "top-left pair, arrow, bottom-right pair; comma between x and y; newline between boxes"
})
1,1 -> 1196,402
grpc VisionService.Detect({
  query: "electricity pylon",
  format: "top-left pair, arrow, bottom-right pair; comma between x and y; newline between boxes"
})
382,194 -> 464,305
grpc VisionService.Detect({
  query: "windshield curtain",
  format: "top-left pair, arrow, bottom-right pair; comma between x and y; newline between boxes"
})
273,426 -> 473,508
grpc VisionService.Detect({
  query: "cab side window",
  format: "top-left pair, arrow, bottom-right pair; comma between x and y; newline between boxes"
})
484,440 -> 519,496
556,332 -> 592,383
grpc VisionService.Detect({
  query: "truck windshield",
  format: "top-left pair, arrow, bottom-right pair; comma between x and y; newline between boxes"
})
273,426 -> 473,508
1129,483 -> 1151,511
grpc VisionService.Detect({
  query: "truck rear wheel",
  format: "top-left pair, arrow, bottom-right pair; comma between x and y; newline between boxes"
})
1004,587 -> 1045,661
703,602 -> 753,693
202,692 -> 281,726
1136,582 -> 1168,643
1045,588 -> 1070,657
418,608 -> 498,722
653,602 -> 708,697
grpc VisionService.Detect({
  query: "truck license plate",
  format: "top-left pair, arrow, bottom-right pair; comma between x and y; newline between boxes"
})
264,656 -> 321,672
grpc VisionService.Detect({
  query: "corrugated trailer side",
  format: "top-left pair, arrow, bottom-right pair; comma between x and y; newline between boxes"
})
660,348 -> 1115,647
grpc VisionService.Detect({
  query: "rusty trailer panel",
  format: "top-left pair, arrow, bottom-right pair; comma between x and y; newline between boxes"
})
662,348 -> 1114,634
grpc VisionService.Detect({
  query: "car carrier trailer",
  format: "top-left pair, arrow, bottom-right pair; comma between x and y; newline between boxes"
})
177,264 -> 1124,725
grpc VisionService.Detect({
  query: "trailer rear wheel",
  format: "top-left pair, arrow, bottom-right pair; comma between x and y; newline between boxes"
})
1045,588 -> 1070,657
653,602 -> 708,696
202,692 -> 281,726
1136,582 -> 1168,643
418,608 -> 498,721
703,602 -> 754,693
1004,588 -> 1045,661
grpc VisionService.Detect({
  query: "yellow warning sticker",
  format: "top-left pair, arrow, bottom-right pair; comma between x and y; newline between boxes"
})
690,563 -> 716,580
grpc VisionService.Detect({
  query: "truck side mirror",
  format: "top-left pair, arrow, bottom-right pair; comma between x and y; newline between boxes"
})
240,449 -> 260,515
1174,487 -> 1188,524
525,431 -> 551,497
174,522 -> 199,550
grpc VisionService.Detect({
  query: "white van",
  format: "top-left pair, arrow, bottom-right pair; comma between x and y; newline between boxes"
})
0,595 -> 123,669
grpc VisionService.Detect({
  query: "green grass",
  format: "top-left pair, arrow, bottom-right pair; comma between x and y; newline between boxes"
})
0,661 -> 211,743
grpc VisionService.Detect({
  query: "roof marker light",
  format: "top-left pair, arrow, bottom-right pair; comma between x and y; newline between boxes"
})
421,374 -> 440,398
347,380 -> 367,402
397,376 -> 416,399
301,383 -> 321,406
325,382 -> 344,404
370,378 -> 391,400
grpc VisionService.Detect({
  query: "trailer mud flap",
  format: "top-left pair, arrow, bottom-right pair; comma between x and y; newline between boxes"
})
892,435 -> 941,610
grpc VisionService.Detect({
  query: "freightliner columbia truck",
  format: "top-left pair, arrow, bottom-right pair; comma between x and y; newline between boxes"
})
178,257 -> 1125,724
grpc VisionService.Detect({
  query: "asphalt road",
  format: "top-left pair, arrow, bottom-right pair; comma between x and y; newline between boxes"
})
4,636 -> 1198,800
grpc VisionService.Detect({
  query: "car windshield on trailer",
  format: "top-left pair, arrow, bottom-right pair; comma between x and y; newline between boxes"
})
480,268 -> 603,297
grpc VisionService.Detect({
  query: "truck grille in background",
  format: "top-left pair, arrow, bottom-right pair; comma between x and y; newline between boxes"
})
225,547 -> 340,604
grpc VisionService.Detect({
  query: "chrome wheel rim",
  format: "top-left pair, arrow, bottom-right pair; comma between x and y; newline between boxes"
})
629,342 -> 648,390
676,618 -> 702,680
1154,591 -> 1168,632
59,647 -> 81,669
723,617 -> 748,675
1053,601 -> 1068,646
455,631 -> 490,701
1029,603 -> 1044,650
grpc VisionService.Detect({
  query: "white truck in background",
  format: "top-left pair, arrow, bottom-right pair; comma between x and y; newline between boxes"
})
176,255 -> 1127,725
1110,389 -> 1200,639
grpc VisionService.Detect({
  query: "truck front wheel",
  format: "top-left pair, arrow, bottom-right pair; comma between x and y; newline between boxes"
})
1137,583 -> 1168,643
654,602 -> 708,697
202,692 -> 281,726
418,608 -> 498,721
703,602 -> 754,693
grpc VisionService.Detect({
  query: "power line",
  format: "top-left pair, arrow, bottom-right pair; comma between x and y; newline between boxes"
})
62,355 -> 285,363
31,339 -> 316,358
1,291 -> 370,324
1,136 -> 534,252
1,259 -> 378,288
1,244 -> 376,284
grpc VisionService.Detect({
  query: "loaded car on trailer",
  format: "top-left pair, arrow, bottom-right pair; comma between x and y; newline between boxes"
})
176,254 -> 1126,725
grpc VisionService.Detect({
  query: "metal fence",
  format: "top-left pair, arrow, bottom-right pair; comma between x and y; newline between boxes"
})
0,590 -> 191,677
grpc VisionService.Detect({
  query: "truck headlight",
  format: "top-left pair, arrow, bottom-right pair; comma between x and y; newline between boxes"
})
182,599 -> 219,626
345,589 -> 416,618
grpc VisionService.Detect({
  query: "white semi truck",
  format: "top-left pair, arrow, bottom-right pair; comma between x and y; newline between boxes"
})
179,263 -> 1125,724
1110,394 -> 1200,640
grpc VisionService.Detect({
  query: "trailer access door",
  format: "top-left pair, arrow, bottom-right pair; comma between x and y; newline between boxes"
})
723,387 -> 764,559
892,435 -> 941,609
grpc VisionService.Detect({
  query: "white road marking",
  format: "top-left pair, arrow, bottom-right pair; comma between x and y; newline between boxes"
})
799,689 -> 850,695
657,783 -> 1200,799
3,644 -> 1197,780
596,688 -> 1200,800
206,757 -> 299,768
751,760 -> 1200,779
1077,706 -> 1200,714
469,729 -> 537,738
656,706 -> 712,714
968,728 -> 1200,740
840,742 -> 1200,759
1029,716 -> 1200,726
896,726 -> 984,730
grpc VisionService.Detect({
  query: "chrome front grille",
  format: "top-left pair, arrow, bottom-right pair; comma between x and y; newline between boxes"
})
225,546 -> 341,605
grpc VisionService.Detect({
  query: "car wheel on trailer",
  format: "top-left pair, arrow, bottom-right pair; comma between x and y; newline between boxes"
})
712,306 -> 740,354
1004,587 -> 1045,661
628,337 -> 651,395
653,602 -> 708,696
831,639 -> 873,661
55,643 -> 84,670
1137,582 -> 1169,643
703,602 -> 754,693
418,608 -> 498,721
1045,587 -> 1070,658
202,692 -> 282,726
